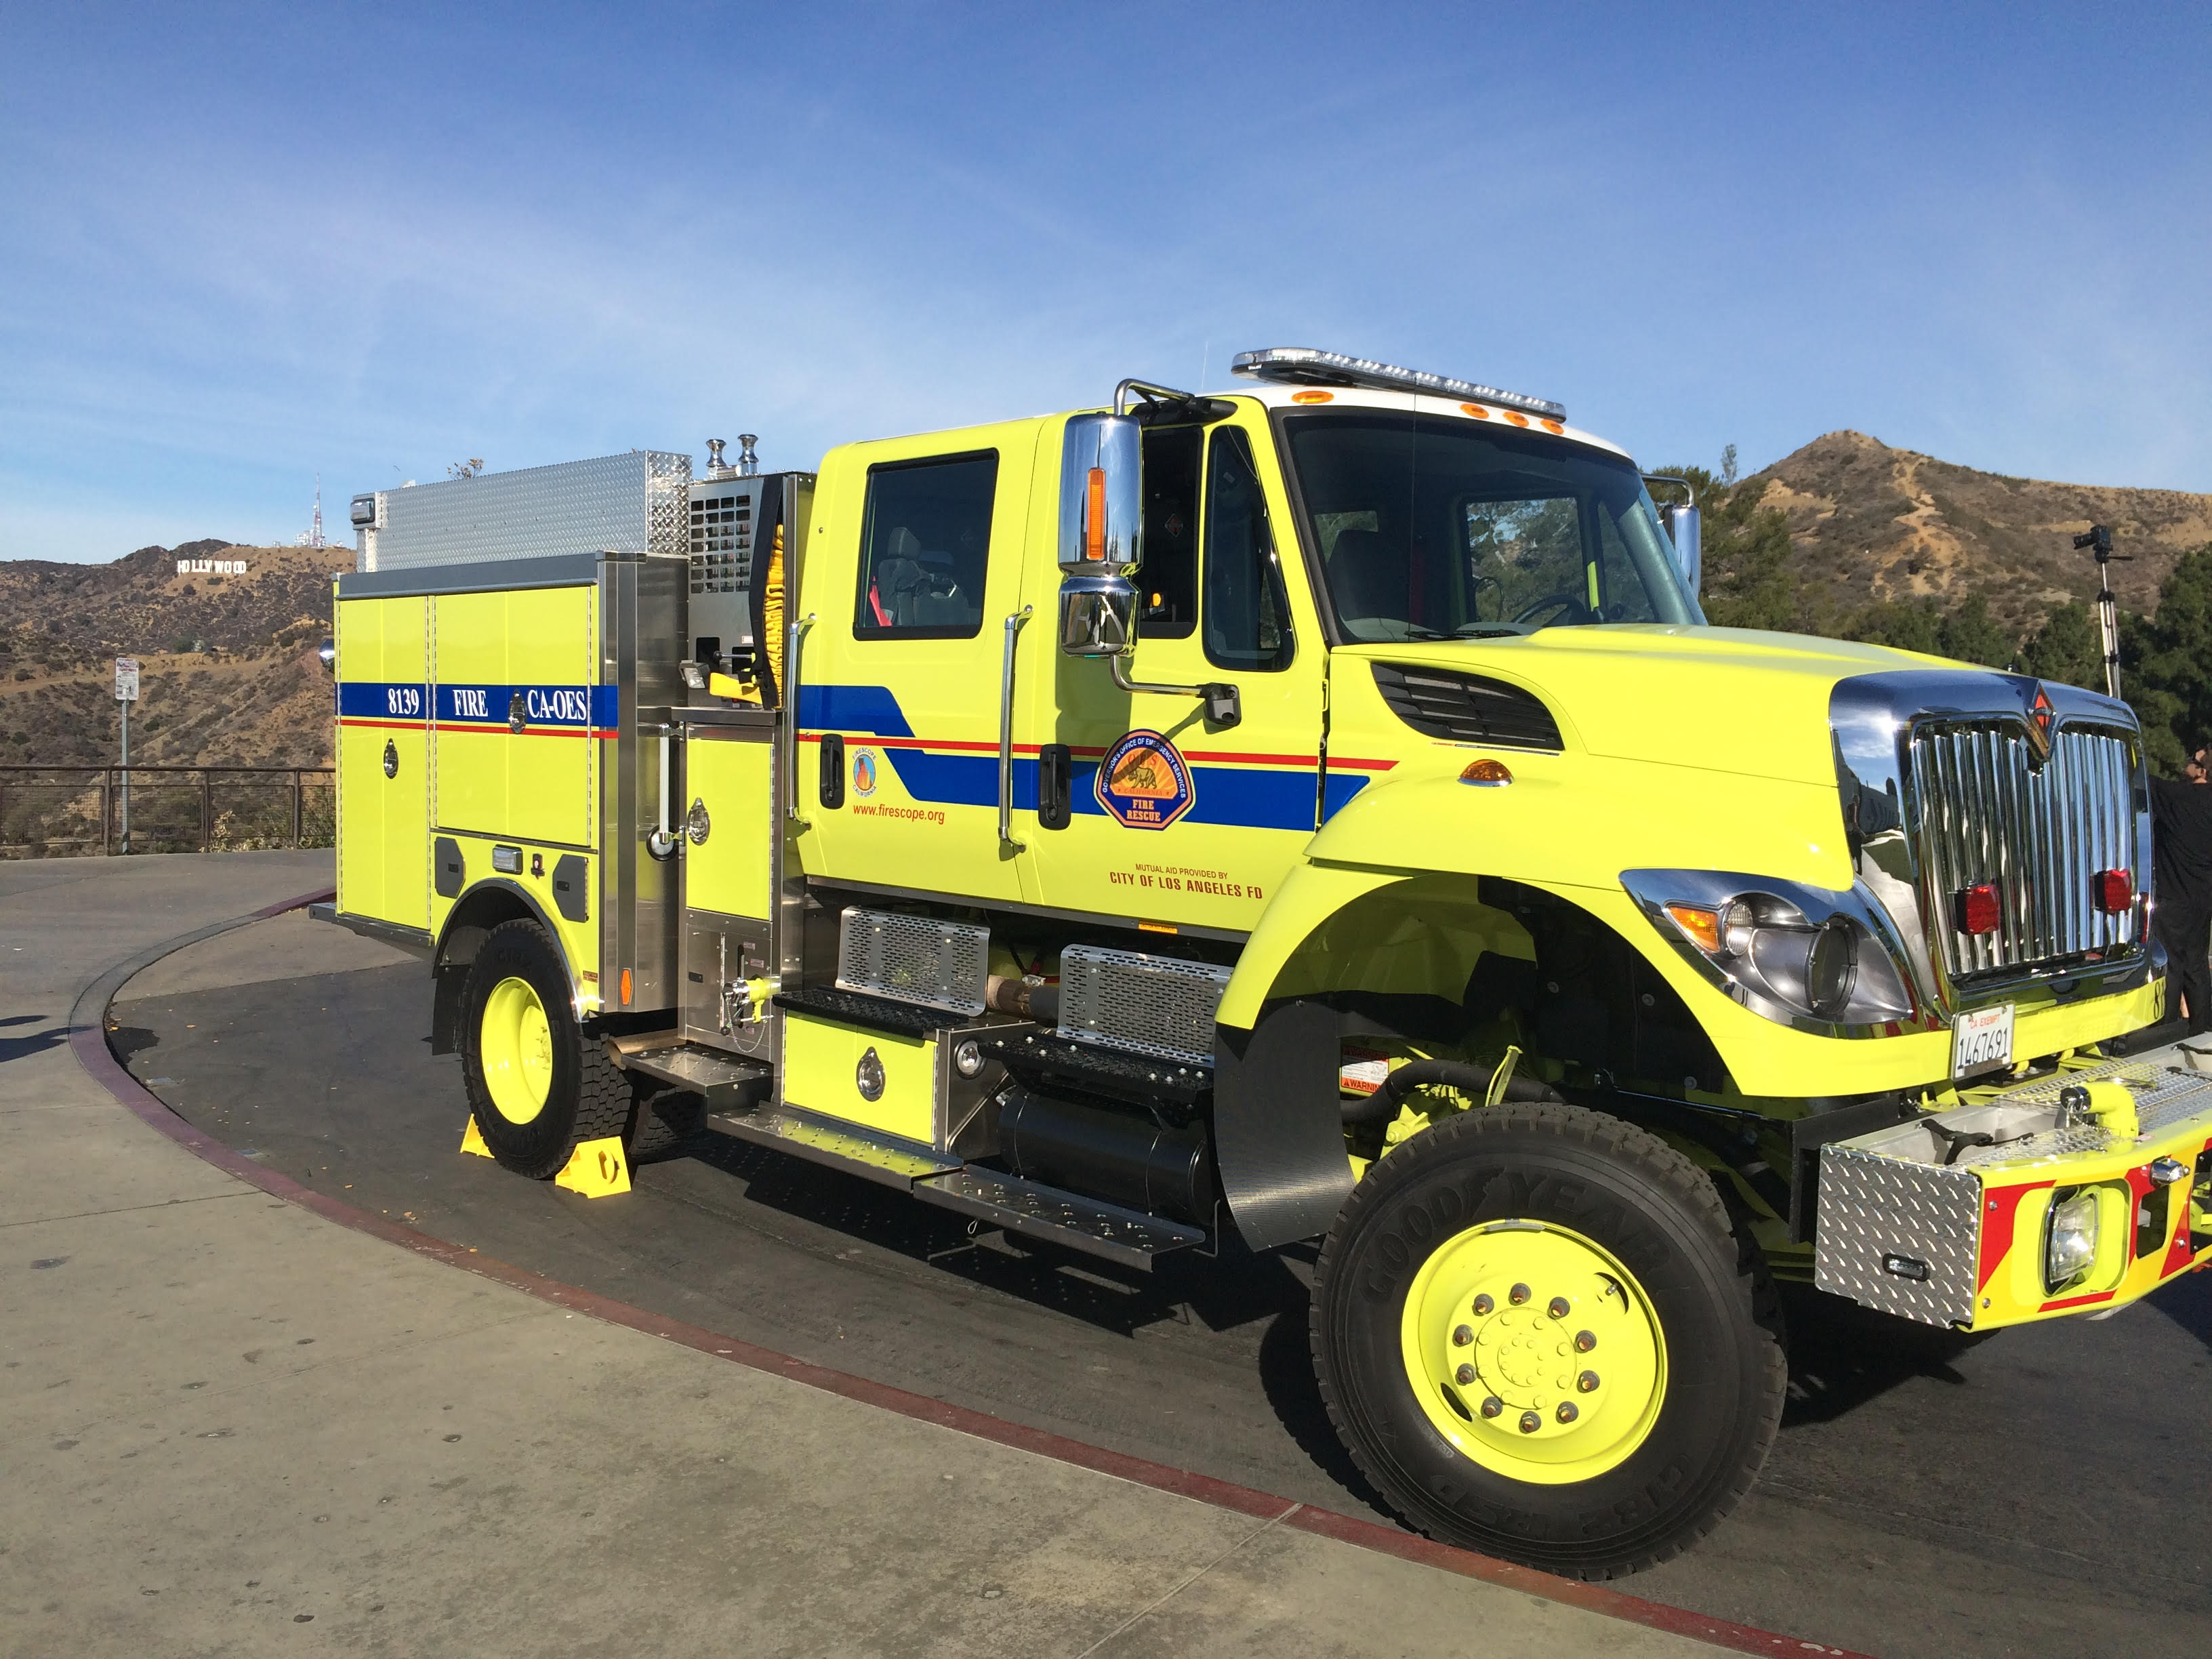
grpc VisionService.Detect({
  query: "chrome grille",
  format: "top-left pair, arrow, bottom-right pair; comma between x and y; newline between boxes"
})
1906,722 -> 2140,981
1058,945 -> 1231,1067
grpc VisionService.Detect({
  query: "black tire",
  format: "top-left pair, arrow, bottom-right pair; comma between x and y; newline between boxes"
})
1311,1101 -> 1784,1579
624,1081 -> 705,1161
458,920 -> 632,1179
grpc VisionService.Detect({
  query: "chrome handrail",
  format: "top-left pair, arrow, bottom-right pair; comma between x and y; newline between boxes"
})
785,612 -> 817,823
999,605 -> 1033,848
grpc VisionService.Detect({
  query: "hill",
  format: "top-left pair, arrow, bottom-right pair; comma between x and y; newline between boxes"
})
0,541 -> 341,770
1751,431 -> 2212,638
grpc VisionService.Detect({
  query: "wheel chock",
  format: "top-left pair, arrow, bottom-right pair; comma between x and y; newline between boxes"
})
460,1115 -> 493,1159
554,1135 -> 631,1198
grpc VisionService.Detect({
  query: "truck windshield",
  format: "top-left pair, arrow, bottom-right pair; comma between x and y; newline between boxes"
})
1280,410 -> 1704,640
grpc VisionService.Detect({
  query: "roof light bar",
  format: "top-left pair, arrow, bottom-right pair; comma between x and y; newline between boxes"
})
1230,347 -> 1565,422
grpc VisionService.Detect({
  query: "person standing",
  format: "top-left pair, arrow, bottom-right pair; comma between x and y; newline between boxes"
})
2150,743 -> 2212,1033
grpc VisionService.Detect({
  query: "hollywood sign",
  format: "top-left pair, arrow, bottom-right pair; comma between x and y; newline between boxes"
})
177,558 -> 249,575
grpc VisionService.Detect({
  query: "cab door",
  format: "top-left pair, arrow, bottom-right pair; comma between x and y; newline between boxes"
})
1018,404 -> 1328,933
794,422 -> 1036,905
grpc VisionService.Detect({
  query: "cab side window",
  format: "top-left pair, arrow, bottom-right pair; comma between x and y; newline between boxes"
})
1136,426 -> 1200,639
1203,427 -> 1294,672
854,451 -> 998,640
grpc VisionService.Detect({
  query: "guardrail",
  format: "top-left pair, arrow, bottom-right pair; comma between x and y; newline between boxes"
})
0,764 -> 335,857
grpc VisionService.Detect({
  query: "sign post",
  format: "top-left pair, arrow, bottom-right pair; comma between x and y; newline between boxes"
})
114,656 -> 138,854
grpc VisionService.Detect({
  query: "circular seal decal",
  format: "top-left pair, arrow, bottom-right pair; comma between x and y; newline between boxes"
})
852,748 -> 878,798
1094,729 -> 1195,831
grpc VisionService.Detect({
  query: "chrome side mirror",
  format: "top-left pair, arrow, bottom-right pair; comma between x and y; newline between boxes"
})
318,638 -> 336,675
1058,571 -> 1138,659
1058,413 -> 1142,658
1662,503 -> 1701,596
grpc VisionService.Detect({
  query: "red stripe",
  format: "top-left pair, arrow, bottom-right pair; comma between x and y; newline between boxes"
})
2040,1288 -> 2118,1312
337,717 -> 424,731
69,903 -> 1870,1659
798,731 -> 1396,773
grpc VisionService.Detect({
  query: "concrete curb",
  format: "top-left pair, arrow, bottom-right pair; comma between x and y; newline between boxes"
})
72,890 -> 1872,1659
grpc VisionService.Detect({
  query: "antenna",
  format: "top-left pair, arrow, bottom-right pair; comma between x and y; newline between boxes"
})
309,474 -> 325,550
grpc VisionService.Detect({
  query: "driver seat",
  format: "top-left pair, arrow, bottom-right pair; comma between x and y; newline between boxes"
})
1328,527 -> 1412,630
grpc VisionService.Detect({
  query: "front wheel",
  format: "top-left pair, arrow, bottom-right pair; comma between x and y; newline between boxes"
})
1311,1101 -> 1782,1579
458,919 -> 632,1178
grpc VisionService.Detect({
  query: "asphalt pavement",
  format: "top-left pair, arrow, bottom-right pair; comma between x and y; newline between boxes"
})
4,855 -> 1774,1659
102,904 -> 2212,1659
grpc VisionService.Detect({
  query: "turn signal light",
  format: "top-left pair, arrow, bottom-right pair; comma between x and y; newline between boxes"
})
1956,883 -> 2002,936
2095,869 -> 2133,913
1664,903 -> 1722,953
1085,467 -> 1107,560
1458,758 -> 1513,787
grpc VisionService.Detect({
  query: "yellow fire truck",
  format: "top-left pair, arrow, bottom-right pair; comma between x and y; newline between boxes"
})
323,350 -> 2212,1578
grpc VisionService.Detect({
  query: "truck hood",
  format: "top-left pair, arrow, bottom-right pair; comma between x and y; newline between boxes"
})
1340,625 -> 1944,789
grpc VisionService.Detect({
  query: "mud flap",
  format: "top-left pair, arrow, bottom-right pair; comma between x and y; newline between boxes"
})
1212,1000 -> 1355,1250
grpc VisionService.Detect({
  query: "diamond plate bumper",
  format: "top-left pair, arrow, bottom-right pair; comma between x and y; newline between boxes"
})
1816,1045 -> 2212,1328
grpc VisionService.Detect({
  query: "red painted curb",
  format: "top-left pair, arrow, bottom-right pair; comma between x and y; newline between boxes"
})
74,892 -> 1875,1659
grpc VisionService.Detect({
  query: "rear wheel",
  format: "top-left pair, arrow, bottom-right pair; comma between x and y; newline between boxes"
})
459,920 -> 630,1178
1312,1101 -> 1782,1579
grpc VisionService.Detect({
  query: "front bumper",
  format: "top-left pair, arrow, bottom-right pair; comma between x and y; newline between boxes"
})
1814,1046 -> 2212,1330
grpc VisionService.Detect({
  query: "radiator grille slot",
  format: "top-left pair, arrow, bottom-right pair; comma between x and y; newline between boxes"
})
1371,662 -> 1562,751
836,908 -> 989,1017
1057,945 -> 1231,1068
1906,722 -> 2141,982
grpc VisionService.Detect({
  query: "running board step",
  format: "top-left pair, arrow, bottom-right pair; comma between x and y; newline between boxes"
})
616,1042 -> 771,1109
703,1101 -> 960,1189
913,1168 -> 1205,1271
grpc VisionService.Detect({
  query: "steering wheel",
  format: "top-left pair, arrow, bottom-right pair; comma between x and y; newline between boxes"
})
1509,589 -> 1595,626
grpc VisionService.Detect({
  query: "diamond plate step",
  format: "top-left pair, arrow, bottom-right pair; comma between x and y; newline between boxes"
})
914,1168 -> 1205,1271
704,1101 -> 959,1190
618,1042 -> 771,1109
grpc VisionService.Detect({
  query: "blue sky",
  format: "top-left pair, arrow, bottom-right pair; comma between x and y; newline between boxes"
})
2,3 -> 2207,561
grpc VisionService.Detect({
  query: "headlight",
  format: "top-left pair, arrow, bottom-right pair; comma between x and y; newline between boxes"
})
2045,1188 -> 2099,1292
1623,871 -> 1919,1035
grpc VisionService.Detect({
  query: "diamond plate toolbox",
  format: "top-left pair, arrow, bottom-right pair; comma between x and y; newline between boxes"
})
1814,1145 -> 1981,1326
365,451 -> 691,571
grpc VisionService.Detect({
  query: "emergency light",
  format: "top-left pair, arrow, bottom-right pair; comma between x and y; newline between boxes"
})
1231,346 -> 1566,422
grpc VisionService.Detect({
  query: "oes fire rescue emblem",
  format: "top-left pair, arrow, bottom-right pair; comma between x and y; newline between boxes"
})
1094,730 -> 1194,831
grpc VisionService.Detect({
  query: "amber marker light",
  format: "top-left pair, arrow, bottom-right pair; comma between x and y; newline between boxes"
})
1291,388 -> 1334,403
1664,903 -> 1723,954
1504,411 -> 1530,427
620,968 -> 633,1005
1541,419 -> 1565,434
1458,758 -> 1513,787
1085,467 -> 1107,560
1460,402 -> 1491,419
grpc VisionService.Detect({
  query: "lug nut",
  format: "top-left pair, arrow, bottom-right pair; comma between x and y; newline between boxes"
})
1547,1296 -> 1570,1319
1509,1283 -> 1532,1305
1518,1410 -> 1542,1434
1452,1324 -> 1474,1347
1578,1370 -> 1599,1393
1471,1293 -> 1494,1315
1574,1330 -> 1597,1353
1480,1395 -> 1504,1419
1455,1364 -> 1476,1386
1556,1401 -> 1578,1425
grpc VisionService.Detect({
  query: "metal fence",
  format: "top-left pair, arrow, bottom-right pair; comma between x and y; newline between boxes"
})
0,764 -> 335,857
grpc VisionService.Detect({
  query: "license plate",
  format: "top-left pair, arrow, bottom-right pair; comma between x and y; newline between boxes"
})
1952,1003 -> 2015,1079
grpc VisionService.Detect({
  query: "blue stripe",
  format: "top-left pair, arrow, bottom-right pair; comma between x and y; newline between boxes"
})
337,682 -> 615,728
805,682 -> 1327,833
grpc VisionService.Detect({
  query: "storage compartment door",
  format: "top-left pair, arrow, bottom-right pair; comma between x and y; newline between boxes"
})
684,730 -> 775,923
335,595 -> 428,928
432,584 -> 599,848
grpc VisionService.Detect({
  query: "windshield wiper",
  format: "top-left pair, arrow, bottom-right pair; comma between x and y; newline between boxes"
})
1450,623 -> 1527,639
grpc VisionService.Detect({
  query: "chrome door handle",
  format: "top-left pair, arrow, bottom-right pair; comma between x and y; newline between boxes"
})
785,612 -> 817,823
999,605 -> 1033,848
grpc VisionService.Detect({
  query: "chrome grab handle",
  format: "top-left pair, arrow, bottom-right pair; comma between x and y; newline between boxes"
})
999,605 -> 1033,848
785,612 -> 817,823
646,725 -> 678,860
